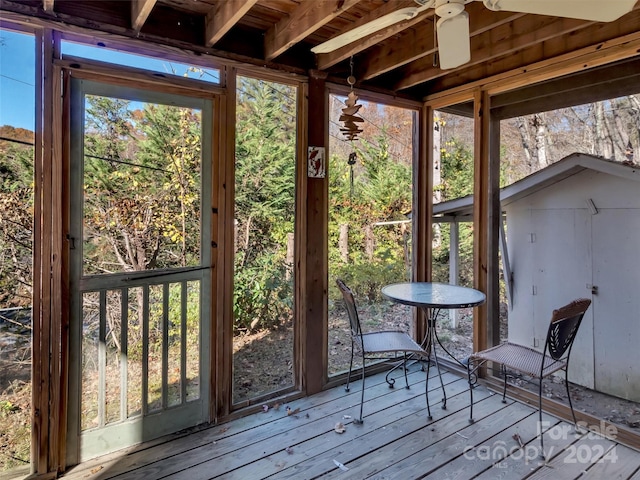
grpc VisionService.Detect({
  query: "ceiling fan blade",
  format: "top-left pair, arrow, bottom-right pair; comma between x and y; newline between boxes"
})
311,4 -> 433,54
483,0 -> 636,22
436,11 -> 471,69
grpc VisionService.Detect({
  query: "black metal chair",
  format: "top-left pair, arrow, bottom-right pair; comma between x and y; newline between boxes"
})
467,298 -> 591,459
336,278 -> 430,423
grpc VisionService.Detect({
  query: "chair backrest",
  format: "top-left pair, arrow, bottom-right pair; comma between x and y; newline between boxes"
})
336,279 -> 363,338
545,298 -> 592,361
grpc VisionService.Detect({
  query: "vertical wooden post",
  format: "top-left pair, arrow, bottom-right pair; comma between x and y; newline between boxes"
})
49,37 -> 64,472
58,66 -> 71,472
39,28 -> 54,476
217,67 -> 236,420
32,26 -> 46,477
295,79 -> 308,396
487,118 -> 501,348
472,90 -> 490,354
32,28 -> 64,476
304,70 -> 328,394
413,106 -> 432,343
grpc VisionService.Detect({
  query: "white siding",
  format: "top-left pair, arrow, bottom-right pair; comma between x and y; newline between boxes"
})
505,168 -> 640,401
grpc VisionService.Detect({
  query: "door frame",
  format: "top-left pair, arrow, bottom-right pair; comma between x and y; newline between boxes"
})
65,70 -> 222,464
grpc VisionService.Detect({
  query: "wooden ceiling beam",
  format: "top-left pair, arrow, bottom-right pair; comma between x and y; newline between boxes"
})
394,14 -> 593,91
423,34 -> 640,109
42,0 -> 54,13
360,6 -> 524,81
315,0 -> 428,71
425,6 -> 640,94
206,0 -> 259,47
492,58 -> 640,118
264,0 -> 362,61
131,0 -> 156,33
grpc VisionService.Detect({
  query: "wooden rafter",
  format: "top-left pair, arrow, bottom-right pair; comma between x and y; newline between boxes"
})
315,0 -> 430,71
42,0 -> 54,13
412,3 -> 640,93
425,8 -> 640,94
359,6 -> 523,81
131,0 -> 156,33
394,14 -> 596,91
206,0 -> 259,47
264,0 -> 362,61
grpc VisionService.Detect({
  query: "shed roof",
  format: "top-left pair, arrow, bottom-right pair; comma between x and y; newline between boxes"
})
433,153 -> 640,220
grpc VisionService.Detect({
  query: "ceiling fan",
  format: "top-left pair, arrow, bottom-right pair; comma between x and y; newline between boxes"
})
311,0 -> 637,70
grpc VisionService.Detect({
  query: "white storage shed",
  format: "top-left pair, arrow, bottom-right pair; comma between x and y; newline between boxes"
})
434,153 -> 640,402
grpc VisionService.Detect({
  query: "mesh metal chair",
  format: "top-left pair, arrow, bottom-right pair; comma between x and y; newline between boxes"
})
336,279 -> 430,423
467,298 -> 591,459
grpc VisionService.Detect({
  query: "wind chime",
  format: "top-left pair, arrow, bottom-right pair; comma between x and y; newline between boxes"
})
339,57 -> 364,197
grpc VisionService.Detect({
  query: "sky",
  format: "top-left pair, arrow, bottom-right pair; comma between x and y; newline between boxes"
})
0,30 -> 35,130
0,28 -> 220,131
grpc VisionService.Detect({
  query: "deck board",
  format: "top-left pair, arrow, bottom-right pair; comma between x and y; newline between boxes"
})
580,443 -> 640,478
266,378 -> 486,480
60,367 -> 639,480
420,412 -> 560,479
363,401 -> 535,480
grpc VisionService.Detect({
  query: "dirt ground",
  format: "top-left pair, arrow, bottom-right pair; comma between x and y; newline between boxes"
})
0,310 -> 32,473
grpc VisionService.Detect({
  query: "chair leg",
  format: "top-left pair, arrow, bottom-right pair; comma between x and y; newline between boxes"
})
467,360 -> 475,424
432,348 -> 447,409
356,359 -> 365,424
564,370 -> 580,433
425,352 -> 433,421
384,352 -> 411,388
402,353 -> 410,389
538,378 -> 545,460
426,326 -> 447,410
345,340 -> 354,392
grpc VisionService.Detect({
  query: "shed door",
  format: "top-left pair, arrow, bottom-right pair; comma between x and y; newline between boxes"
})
530,208 -> 594,388
592,210 -> 640,400
67,78 -> 214,463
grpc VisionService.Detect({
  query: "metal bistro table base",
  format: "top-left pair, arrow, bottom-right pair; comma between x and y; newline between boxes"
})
381,282 -> 486,420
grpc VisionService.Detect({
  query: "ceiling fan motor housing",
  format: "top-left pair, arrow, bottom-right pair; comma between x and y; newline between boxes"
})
435,0 -> 465,18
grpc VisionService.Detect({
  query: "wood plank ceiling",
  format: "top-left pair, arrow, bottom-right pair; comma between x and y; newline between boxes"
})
2,0 -> 640,100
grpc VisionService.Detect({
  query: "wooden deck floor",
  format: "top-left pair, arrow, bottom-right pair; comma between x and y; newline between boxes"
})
62,367 -> 640,480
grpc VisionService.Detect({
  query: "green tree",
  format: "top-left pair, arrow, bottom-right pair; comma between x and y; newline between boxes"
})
432,138 -> 474,285
329,127 -> 412,301
0,127 -> 34,307
83,97 -> 202,274
437,138 -> 474,201
233,77 -> 296,331
136,104 -> 202,267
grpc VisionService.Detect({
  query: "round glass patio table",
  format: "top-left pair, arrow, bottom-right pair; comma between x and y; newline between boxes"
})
381,282 -> 486,416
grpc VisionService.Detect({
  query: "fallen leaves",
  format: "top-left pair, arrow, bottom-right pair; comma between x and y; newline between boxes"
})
334,422 -> 346,434
512,432 -> 524,449
86,465 -> 103,477
286,406 -> 300,416
261,402 -> 282,413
